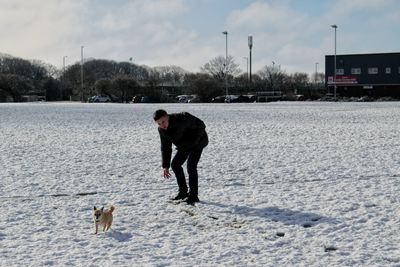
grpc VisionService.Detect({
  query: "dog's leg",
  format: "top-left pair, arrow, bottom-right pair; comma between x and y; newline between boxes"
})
95,224 -> 98,234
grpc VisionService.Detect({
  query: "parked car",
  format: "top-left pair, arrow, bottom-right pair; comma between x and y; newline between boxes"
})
211,95 -> 227,103
176,95 -> 189,103
88,95 -> 111,103
188,95 -> 201,103
247,95 -> 257,102
231,95 -> 251,103
225,95 -> 239,103
141,96 -> 160,103
132,95 -> 143,103
176,94 -> 199,103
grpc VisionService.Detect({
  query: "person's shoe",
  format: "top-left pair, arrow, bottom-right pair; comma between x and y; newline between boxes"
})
186,194 -> 200,205
171,192 -> 188,201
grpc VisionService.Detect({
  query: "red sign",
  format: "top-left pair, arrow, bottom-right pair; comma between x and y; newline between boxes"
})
328,75 -> 358,84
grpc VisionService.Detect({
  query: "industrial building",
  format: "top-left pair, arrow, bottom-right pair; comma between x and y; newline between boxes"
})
325,52 -> 400,98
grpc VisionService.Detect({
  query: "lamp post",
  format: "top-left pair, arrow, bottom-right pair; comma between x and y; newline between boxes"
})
129,57 -> 133,76
243,57 -> 248,81
63,56 -> 67,100
81,45 -> 84,102
222,31 -> 228,101
129,57 -> 134,102
331,24 -> 337,100
63,56 -> 67,78
315,62 -> 318,84
248,35 -> 253,83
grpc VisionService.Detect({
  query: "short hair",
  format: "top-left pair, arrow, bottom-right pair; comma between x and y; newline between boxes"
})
153,109 -> 167,121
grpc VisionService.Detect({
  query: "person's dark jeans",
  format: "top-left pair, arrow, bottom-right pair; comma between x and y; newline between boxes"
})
171,148 -> 203,196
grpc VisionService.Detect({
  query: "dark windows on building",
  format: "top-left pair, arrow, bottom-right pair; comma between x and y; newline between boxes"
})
336,69 -> 344,75
325,52 -> 400,98
368,67 -> 378,74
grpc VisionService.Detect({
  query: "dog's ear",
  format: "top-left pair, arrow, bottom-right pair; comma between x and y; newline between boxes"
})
94,206 -> 97,210
101,207 -> 104,211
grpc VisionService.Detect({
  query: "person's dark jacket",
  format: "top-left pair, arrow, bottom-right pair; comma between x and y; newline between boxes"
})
158,112 -> 208,168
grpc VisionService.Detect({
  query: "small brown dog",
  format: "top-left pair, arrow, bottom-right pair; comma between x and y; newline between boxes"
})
93,205 -> 115,234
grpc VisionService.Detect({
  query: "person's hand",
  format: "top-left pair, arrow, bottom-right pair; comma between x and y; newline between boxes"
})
163,168 -> 171,179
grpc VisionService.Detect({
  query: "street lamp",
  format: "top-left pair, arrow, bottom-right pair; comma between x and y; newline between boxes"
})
63,56 -> 67,100
331,24 -> 337,100
222,31 -> 228,100
81,45 -> 84,102
243,57 -> 248,81
248,35 -> 253,83
315,62 -> 318,84
129,57 -> 133,76
63,56 -> 68,77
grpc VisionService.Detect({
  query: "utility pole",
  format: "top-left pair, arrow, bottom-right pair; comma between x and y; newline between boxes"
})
222,31 -> 228,101
248,36 -> 253,83
243,57 -> 249,81
63,56 -> 67,100
331,25 -> 337,100
81,45 -> 84,102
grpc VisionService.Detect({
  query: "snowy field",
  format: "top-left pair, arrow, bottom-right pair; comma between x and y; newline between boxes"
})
1,101 -> 400,266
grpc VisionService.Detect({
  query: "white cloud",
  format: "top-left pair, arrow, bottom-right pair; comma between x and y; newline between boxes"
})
228,1 -> 305,31
334,0 -> 395,13
95,13 -> 132,32
223,0 -> 400,75
0,0 -> 86,65
225,1 -> 315,73
0,0 -> 399,75
0,0 -> 190,68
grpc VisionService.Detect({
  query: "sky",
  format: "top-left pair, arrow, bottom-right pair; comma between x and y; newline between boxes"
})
1,0 -> 400,76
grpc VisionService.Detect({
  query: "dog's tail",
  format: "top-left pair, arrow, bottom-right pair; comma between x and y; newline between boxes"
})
109,205 -> 115,213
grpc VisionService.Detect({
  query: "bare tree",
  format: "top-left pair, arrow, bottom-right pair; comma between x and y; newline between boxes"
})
283,72 -> 310,95
94,79 -> 112,96
153,65 -> 186,85
183,73 -> 222,102
201,56 -> 241,81
112,76 -> 139,103
257,65 -> 286,92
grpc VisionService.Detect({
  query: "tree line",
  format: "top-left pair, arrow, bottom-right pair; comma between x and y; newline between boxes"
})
0,53 -> 326,102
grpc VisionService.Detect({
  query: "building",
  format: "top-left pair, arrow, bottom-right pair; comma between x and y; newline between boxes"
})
325,52 -> 400,98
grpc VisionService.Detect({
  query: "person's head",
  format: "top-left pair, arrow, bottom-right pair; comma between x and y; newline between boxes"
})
153,109 -> 169,129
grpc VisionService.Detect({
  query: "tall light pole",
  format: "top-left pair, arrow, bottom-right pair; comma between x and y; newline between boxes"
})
248,35 -> 253,83
243,57 -> 248,81
315,62 -> 318,84
126,57 -> 134,103
63,56 -> 67,78
222,31 -> 228,100
331,24 -> 337,100
129,57 -> 133,77
129,57 -> 133,76
81,45 -> 84,102
63,56 -> 67,100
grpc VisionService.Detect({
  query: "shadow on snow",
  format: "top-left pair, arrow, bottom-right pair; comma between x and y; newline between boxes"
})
202,201 -> 340,227
105,230 -> 134,242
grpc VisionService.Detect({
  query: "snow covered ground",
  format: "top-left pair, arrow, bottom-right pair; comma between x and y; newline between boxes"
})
1,101 -> 400,266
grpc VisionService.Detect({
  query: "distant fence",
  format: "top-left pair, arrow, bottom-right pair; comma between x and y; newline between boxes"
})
254,91 -> 282,102
21,95 -> 45,102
